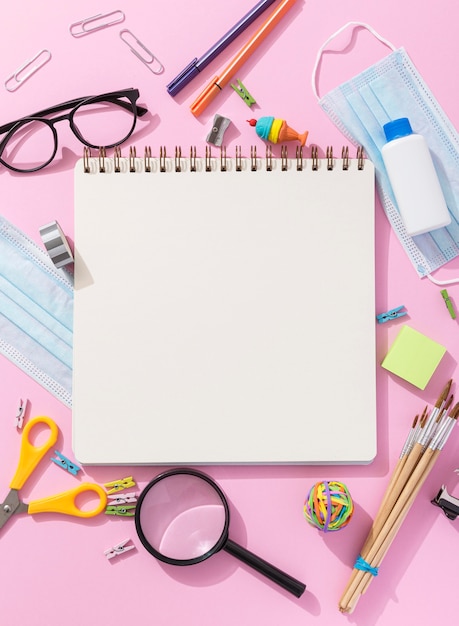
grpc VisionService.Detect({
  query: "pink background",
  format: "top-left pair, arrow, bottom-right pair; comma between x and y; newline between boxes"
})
1,1 -> 459,624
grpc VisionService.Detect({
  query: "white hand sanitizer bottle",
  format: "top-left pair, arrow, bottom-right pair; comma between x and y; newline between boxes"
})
381,118 -> 451,236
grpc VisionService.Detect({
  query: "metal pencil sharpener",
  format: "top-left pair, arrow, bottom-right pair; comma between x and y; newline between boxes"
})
431,485 -> 459,520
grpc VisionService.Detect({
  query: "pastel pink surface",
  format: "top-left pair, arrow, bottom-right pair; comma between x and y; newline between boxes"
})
1,1 -> 459,625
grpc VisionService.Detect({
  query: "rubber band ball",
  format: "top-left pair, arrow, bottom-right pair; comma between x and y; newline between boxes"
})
303,481 -> 354,532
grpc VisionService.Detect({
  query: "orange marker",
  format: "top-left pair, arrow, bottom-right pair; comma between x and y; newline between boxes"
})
191,0 -> 298,116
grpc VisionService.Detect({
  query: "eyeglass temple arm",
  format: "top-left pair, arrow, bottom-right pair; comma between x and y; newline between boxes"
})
0,96 -> 148,135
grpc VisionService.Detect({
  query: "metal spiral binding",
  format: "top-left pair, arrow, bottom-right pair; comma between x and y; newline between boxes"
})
144,146 -> 151,172
296,146 -> 303,171
326,146 -> 333,170
235,146 -> 242,172
250,146 -> 257,171
281,145 -> 288,171
357,146 -> 365,170
129,146 -> 136,172
221,146 -> 227,172
175,146 -> 181,172
190,146 -> 197,172
311,145 -> 319,171
83,146 -> 91,173
114,146 -> 121,172
83,145 -> 366,172
342,146 -> 349,171
205,145 -> 212,172
159,146 -> 166,172
266,145 -> 272,172
99,146 -> 106,173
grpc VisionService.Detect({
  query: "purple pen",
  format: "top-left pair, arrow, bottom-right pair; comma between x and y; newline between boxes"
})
166,0 -> 277,96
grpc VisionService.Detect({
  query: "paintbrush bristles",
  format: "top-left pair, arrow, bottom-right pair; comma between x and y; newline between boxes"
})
435,379 -> 453,407
338,380 -> 457,614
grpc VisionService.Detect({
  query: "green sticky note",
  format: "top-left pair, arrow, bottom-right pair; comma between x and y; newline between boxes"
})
381,325 -> 446,390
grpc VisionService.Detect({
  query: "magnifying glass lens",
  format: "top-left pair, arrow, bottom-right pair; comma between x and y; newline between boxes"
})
137,473 -> 227,561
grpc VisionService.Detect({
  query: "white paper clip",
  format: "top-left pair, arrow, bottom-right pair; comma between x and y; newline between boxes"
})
69,10 -> 125,38
5,50 -> 52,92
107,492 -> 138,505
119,29 -> 164,75
15,398 -> 28,429
104,538 -> 135,560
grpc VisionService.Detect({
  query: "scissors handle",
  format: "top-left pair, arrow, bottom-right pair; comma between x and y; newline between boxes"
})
10,416 -> 59,490
28,483 -> 107,518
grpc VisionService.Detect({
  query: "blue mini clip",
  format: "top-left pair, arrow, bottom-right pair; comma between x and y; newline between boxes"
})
51,450 -> 81,476
376,305 -> 407,324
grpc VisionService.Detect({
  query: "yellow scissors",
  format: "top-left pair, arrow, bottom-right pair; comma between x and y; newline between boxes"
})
0,416 -> 107,530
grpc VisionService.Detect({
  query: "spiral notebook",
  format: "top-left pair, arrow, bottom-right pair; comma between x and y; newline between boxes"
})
73,145 -> 376,465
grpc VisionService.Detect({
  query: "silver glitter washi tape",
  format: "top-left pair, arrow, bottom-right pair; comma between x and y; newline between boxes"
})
39,220 -> 74,268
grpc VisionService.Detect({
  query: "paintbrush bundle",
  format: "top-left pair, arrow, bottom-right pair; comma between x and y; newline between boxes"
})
339,379 -> 458,613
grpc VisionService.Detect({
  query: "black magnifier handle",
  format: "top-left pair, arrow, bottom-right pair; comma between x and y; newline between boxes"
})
224,539 -> 306,597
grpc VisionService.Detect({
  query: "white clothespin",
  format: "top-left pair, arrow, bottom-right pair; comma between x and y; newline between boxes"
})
15,398 -> 28,429
107,492 -> 138,505
104,538 -> 135,560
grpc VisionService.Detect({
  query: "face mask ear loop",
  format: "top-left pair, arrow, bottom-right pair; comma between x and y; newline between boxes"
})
311,21 -> 397,101
426,273 -> 459,285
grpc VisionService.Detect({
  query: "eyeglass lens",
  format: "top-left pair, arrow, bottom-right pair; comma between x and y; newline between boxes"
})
1,96 -> 137,172
71,99 -> 136,147
2,120 -> 56,171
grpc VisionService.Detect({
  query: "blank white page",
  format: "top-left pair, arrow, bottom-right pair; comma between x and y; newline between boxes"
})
73,151 -> 376,465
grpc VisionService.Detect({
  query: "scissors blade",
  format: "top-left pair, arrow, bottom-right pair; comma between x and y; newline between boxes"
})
0,490 -> 28,530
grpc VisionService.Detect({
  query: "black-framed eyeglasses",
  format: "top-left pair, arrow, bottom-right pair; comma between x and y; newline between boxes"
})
0,88 -> 148,173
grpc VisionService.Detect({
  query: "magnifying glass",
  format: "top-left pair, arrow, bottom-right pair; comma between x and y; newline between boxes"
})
135,468 -> 306,598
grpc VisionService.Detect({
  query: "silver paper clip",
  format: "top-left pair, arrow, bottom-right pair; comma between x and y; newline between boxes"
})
119,29 -> 164,75
104,538 -> 135,560
69,10 -> 125,37
5,50 -> 52,92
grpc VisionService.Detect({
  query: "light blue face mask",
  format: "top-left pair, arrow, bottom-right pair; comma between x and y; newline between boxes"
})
0,215 -> 73,406
312,22 -> 459,282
